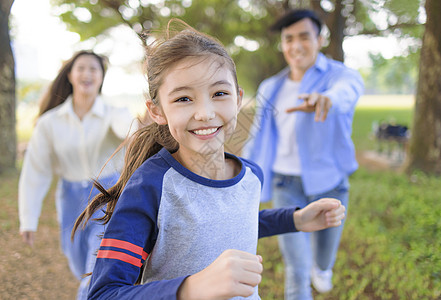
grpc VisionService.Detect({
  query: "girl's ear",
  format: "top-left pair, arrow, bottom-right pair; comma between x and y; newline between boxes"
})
146,99 -> 167,125
237,88 -> 244,109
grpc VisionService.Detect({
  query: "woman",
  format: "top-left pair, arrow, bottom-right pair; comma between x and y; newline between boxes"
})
18,50 -> 135,300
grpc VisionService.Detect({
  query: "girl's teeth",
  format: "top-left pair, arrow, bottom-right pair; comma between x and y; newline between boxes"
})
194,128 -> 217,135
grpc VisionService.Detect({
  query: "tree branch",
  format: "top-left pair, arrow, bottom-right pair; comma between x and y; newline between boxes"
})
356,22 -> 423,36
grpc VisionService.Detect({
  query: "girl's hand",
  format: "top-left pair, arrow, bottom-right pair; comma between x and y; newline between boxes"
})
293,198 -> 345,232
178,249 -> 263,300
20,231 -> 35,247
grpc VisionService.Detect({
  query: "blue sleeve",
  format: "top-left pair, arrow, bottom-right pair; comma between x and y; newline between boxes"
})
240,157 -> 264,186
258,207 -> 298,239
323,66 -> 364,115
88,166 -> 188,300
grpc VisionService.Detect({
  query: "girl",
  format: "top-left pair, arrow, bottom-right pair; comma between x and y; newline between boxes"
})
18,51 -> 135,300
74,23 -> 345,300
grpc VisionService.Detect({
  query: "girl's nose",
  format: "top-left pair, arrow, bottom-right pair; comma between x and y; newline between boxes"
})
194,101 -> 215,121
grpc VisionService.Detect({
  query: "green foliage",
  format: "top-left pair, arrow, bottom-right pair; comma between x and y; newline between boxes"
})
362,51 -> 420,94
385,0 -> 422,22
49,0 -> 426,94
334,168 -> 441,299
51,0 -> 126,41
258,169 -> 441,299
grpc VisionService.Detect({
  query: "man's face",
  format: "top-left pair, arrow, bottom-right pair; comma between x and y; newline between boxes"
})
281,18 -> 323,80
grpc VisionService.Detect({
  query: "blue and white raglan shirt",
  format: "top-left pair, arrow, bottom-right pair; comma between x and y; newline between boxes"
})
88,148 -> 297,300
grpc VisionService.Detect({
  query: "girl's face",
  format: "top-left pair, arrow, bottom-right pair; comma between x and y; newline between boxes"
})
150,56 -> 242,162
68,54 -> 104,98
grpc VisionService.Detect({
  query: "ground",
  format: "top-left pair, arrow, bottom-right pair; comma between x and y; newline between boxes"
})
0,150 -> 395,300
0,178 -> 78,300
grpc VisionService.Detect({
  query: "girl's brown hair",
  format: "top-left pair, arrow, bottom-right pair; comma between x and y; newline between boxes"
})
38,50 -> 107,117
73,20 -> 239,234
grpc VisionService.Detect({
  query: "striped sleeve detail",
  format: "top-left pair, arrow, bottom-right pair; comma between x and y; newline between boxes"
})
97,238 -> 149,267
97,250 -> 143,267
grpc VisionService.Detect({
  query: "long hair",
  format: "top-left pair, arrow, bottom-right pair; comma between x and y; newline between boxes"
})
73,20 -> 239,235
38,50 -> 107,117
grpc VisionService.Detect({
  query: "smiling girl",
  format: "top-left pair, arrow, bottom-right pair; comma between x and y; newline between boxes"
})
74,22 -> 345,300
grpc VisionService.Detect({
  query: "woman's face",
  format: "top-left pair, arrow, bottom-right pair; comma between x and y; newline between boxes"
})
68,54 -> 104,98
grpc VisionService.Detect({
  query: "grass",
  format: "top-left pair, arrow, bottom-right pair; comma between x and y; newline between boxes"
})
257,174 -> 441,299
6,96 -> 441,299
352,107 -> 413,151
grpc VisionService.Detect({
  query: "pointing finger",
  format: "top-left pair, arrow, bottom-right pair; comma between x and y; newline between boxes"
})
286,103 -> 308,113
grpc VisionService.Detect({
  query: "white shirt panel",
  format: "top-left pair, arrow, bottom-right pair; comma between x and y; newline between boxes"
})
272,79 -> 302,175
18,96 -> 135,231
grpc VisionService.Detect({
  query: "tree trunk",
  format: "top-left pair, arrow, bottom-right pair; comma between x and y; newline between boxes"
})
0,0 -> 16,173
325,0 -> 345,62
311,0 -> 345,62
404,0 -> 441,175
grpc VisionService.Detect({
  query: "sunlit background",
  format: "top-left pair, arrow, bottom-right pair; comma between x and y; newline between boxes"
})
11,0 -> 418,89
10,0 -> 422,122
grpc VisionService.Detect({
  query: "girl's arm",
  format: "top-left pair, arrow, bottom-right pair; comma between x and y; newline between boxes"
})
87,171 -> 192,299
258,198 -> 345,238
293,198 -> 345,231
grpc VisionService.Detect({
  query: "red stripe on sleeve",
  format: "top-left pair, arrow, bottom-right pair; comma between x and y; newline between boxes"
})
100,238 -> 148,260
97,250 -> 142,267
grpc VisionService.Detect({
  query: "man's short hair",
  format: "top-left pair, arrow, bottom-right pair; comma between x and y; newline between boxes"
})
270,9 -> 322,35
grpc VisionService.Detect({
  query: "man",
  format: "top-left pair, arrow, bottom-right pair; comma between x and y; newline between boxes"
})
244,9 -> 364,300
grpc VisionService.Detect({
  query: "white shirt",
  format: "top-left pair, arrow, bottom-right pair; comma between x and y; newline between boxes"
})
272,78 -> 302,176
18,96 -> 135,231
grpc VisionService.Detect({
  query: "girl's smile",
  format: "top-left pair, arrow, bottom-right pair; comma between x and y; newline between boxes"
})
190,126 -> 221,138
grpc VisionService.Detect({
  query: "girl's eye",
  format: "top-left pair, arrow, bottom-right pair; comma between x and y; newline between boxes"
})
214,91 -> 228,97
175,96 -> 191,102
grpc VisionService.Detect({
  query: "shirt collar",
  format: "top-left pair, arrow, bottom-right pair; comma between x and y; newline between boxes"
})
312,52 -> 328,73
89,96 -> 106,118
276,52 -> 328,81
56,95 -> 106,119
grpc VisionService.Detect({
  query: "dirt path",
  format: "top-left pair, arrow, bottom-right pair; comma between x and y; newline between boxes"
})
0,175 -> 78,300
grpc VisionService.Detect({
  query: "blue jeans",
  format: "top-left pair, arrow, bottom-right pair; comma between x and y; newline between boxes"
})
272,173 -> 349,300
55,174 -> 119,300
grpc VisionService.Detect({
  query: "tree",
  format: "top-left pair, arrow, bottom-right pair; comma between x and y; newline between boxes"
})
404,0 -> 441,175
0,0 -> 16,173
50,0 -> 424,93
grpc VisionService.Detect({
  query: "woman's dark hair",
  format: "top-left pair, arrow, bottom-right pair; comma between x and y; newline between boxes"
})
38,50 -> 107,117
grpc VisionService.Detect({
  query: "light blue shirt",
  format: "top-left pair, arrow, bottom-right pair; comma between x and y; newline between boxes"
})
244,53 -> 364,200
